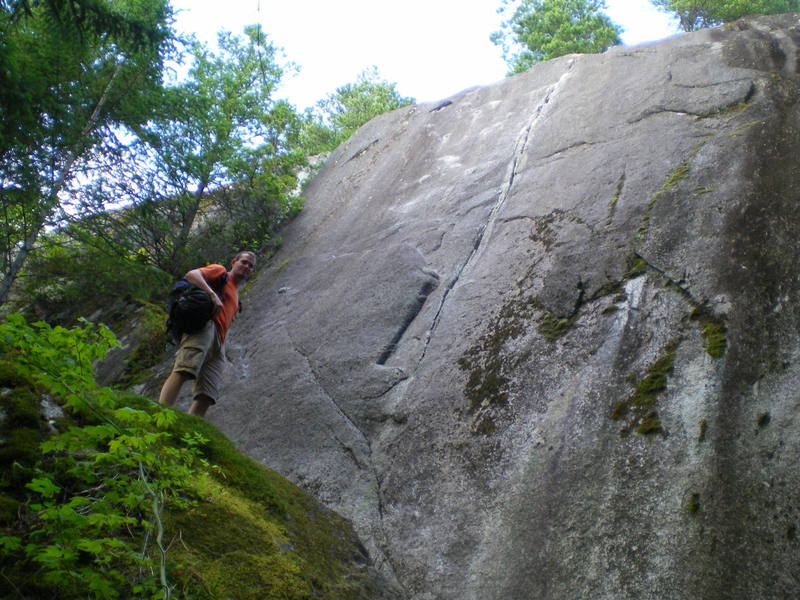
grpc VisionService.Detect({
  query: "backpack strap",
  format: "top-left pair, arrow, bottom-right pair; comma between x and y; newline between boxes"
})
208,272 -> 243,313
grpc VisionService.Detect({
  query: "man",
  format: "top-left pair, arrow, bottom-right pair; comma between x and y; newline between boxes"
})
158,250 -> 256,417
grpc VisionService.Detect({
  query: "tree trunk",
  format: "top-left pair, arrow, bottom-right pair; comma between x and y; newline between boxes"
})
0,62 -> 123,307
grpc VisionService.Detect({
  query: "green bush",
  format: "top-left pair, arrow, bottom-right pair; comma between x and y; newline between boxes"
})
0,315 -> 387,599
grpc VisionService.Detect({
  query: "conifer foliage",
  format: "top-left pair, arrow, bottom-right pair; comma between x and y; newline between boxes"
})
649,0 -> 800,31
492,0 -> 622,73
0,0 -> 174,305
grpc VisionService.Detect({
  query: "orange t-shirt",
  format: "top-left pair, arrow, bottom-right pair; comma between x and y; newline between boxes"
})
199,264 -> 239,343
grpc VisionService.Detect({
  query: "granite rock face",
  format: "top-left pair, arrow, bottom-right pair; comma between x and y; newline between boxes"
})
207,14 -> 800,599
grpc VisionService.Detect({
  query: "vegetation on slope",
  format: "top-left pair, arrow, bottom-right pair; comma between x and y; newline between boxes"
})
0,315 -> 383,599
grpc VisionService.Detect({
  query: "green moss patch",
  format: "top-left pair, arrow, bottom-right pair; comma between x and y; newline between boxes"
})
624,254 -> 647,279
692,187 -> 714,195
637,161 -> 691,237
660,161 -> 690,193
159,412 -> 376,599
726,118 -> 764,137
458,291 -> 582,421
458,296 -> 538,415
164,475 -> 315,600
688,305 -> 727,358
611,340 -> 680,437
205,551 -> 312,600
686,493 -> 701,515
537,311 -> 577,342
636,137 -> 713,240
607,195 -> 619,220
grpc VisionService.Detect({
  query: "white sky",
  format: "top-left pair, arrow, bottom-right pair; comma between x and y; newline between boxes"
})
170,0 -> 680,111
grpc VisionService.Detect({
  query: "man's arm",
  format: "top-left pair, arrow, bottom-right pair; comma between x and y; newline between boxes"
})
184,268 -> 224,314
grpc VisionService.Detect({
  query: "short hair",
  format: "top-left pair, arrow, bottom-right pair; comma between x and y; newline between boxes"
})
233,250 -> 256,262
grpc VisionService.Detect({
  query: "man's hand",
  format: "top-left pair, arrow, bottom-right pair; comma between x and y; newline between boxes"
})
211,292 -> 224,315
184,268 -> 223,315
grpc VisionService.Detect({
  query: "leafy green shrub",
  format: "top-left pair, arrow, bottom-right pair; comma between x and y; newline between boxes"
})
0,314 -> 207,599
0,314 -> 382,599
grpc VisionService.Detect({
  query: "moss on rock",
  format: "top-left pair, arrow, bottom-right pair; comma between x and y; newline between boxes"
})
156,411 -> 386,599
458,296 -> 538,415
117,303 -> 170,387
611,340 -> 680,437
686,493 -> 701,515
0,361 -> 47,509
537,310 -> 577,342
688,305 -> 727,358
0,367 -> 391,599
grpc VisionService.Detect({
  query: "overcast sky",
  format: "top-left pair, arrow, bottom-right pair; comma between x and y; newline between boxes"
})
170,0 -> 680,110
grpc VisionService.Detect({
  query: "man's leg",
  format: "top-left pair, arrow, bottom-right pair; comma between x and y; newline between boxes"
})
189,328 -> 222,419
159,371 -> 190,406
162,322 -> 214,409
188,395 -> 213,417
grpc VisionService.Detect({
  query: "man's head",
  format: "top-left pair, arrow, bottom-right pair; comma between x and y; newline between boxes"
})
230,251 -> 256,282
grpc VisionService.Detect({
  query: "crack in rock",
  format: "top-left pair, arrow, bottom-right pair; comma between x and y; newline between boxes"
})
632,251 -> 703,306
290,335 -> 405,588
292,341 -> 365,439
628,81 -> 756,124
377,274 -> 440,365
416,58 -> 578,366
347,138 -> 380,162
540,140 -> 597,160
430,99 -> 453,113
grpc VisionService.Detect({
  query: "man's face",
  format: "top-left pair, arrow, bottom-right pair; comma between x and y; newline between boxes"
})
231,253 -> 256,278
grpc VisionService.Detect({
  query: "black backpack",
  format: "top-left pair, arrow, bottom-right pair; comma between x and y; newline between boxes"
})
165,274 -> 227,345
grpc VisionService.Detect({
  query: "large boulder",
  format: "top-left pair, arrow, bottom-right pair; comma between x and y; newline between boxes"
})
202,14 -> 800,599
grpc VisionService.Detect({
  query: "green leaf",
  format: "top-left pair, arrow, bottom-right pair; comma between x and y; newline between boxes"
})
27,477 -> 60,499
77,538 -> 104,555
154,408 -> 177,429
0,536 -> 23,554
34,543 -> 78,567
88,574 -> 121,599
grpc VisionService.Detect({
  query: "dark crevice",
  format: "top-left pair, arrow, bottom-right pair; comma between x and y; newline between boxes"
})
607,171 -> 626,223
627,82 -> 756,124
361,372 -> 409,400
429,100 -> 453,112
377,276 -> 439,365
347,138 -> 379,162
539,140 -> 596,160
627,251 -> 727,358
628,107 -> 706,123
741,80 -> 757,104
631,251 -> 695,301
325,423 -> 366,469
417,60 -> 578,367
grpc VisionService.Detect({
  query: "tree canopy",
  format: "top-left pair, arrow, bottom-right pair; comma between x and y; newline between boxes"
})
1,0 -> 170,47
13,25 -> 306,318
492,0 -> 622,73
0,11 -> 309,315
650,0 -> 800,31
89,26 -> 305,274
301,66 -> 415,154
0,4 -> 416,316
0,0 -> 174,305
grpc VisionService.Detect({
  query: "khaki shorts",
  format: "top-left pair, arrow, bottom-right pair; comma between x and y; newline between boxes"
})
172,321 -> 224,404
